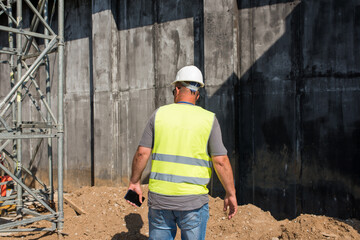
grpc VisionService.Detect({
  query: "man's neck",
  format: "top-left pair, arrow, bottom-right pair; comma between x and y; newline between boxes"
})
175,97 -> 196,105
177,101 -> 194,105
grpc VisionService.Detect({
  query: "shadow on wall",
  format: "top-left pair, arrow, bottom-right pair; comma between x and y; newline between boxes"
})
207,0 -> 360,220
67,0 -> 204,69
205,0 -> 300,219
112,213 -> 148,240
238,0 -> 296,9
110,0 -> 204,75
202,72 -> 240,198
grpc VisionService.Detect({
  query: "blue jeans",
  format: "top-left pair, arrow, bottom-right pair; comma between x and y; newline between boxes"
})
148,203 -> 209,240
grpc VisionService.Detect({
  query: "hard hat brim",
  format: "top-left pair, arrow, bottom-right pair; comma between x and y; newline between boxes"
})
171,79 -> 204,88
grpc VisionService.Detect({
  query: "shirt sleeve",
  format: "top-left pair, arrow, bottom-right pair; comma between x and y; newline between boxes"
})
138,109 -> 158,149
208,116 -> 228,156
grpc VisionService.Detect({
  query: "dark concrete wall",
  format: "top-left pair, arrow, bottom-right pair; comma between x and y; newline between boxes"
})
238,0 -> 360,219
0,0 -> 359,220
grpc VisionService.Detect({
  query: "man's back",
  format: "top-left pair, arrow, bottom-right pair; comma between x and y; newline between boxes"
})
150,103 -> 215,196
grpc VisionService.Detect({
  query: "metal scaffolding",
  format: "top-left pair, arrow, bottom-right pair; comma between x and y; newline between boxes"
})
0,0 -> 64,233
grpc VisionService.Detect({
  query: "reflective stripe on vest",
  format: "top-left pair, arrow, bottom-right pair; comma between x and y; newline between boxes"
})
152,153 -> 213,168
149,103 -> 214,196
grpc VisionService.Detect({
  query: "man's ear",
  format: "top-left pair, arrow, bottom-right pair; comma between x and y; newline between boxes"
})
196,91 -> 200,101
176,86 -> 181,95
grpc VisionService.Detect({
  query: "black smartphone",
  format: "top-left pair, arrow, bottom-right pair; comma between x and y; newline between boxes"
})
124,189 -> 145,207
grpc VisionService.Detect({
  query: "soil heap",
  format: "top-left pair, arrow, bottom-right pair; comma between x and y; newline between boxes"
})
1,185 -> 359,240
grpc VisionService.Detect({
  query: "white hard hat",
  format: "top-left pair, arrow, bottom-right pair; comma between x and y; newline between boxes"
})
172,65 -> 204,89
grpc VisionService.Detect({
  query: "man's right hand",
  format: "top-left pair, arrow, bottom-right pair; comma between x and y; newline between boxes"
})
126,146 -> 151,207
127,182 -> 143,207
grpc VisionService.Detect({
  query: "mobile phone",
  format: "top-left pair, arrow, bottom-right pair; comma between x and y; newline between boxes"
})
124,189 -> 145,207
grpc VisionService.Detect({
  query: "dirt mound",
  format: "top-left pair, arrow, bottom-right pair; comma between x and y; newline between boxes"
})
2,185 -> 360,239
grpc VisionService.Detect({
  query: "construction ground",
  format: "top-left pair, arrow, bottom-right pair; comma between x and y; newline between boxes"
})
0,185 -> 358,239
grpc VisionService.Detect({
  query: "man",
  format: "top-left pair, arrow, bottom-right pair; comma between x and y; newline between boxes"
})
127,65 -> 237,240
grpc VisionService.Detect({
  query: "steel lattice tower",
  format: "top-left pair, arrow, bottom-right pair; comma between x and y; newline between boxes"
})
0,0 -> 64,233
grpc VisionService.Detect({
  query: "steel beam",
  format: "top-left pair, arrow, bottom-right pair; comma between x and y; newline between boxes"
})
0,214 -> 57,230
0,25 -> 54,40
57,0 -> 64,231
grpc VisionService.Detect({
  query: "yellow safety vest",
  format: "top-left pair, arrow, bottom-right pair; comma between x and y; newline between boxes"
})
149,103 -> 215,196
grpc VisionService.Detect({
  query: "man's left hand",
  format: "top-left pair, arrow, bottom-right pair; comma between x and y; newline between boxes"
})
224,193 -> 237,219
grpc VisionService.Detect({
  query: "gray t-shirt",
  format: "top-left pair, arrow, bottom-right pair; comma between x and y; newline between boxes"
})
139,106 -> 227,210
